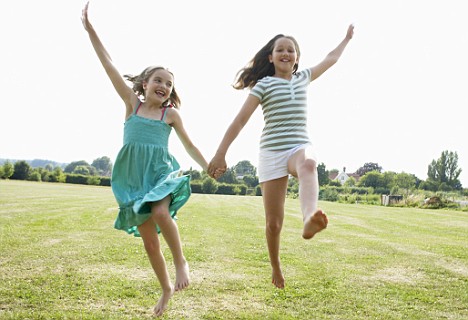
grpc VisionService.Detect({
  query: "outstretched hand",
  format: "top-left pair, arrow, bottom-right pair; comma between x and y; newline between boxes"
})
346,24 -> 354,40
208,155 -> 227,179
81,2 -> 92,32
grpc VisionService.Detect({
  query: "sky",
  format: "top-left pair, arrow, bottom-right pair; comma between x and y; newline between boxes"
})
1,0 -> 467,187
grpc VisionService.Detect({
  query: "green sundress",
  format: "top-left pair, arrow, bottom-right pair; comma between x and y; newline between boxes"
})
111,101 -> 191,237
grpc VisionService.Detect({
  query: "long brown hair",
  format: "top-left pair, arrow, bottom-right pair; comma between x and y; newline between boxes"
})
233,34 -> 301,90
124,66 -> 181,108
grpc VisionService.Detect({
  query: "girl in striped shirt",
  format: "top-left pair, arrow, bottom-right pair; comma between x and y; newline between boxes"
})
209,24 -> 354,289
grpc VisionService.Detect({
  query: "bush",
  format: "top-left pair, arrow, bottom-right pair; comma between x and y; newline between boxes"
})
213,184 -> 247,195
11,161 -> 31,180
40,171 -> 50,182
99,177 -> 111,186
328,180 -> 341,187
320,187 -> 339,202
374,187 -> 390,195
237,185 -> 247,195
87,176 -> 101,186
65,174 -> 89,185
2,161 -> 14,179
190,182 -> 203,194
215,183 -> 236,195
215,183 -> 241,195
255,185 -> 262,196
28,171 -> 42,182
49,168 -> 66,183
202,177 -> 218,194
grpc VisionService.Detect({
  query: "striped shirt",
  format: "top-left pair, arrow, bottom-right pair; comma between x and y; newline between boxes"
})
250,69 -> 312,151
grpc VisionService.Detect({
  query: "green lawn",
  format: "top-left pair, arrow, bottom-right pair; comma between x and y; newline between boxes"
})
0,180 -> 467,319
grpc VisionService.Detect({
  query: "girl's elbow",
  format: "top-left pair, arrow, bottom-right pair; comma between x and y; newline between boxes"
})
326,55 -> 339,65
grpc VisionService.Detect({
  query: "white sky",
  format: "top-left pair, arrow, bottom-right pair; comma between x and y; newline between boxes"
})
1,0 -> 467,186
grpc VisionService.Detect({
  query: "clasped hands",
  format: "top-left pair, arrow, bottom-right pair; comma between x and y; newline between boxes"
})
207,154 -> 227,179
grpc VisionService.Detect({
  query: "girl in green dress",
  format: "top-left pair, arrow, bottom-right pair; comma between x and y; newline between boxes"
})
82,2 -> 212,316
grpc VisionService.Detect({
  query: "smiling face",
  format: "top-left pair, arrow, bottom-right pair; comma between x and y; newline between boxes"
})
269,37 -> 299,75
143,68 -> 174,105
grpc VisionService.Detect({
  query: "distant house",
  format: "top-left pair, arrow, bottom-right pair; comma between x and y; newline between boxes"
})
330,167 -> 361,185
328,171 -> 339,181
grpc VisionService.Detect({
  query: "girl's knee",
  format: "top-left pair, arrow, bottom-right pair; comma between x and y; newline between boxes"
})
151,204 -> 171,223
153,212 -> 171,225
299,158 -> 317,173
266,219 -> 283,235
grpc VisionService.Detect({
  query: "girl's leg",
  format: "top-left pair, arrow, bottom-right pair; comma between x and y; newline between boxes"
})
150,196 -> 190,292
287,147 -> 328,239
261,176 -> 288,288
137,209 -> 174,317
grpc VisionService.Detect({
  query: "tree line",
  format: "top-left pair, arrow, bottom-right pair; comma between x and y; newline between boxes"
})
0,156 -> 113,186
1,151 -> 466,207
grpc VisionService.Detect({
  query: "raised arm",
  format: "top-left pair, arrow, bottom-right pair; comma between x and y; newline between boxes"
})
208,94 -> 260,178
81,2 -> 135,116
310,24 -> 354,81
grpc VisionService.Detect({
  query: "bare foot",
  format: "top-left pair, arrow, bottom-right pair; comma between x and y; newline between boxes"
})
153,285 -> 174,317
302,209 -> 328,240
271,267 -> 285,289
174,260 -> 190,291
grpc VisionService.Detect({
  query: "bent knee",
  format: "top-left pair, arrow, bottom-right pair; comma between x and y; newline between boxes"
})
151,205 -> 171,222
298,158 -> 317,173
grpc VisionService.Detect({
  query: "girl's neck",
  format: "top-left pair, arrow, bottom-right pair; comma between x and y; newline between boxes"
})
143,100 -> 164,110
273,71 -> 292,80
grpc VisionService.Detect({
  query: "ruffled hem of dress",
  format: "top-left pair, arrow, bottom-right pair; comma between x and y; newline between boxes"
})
114,173 -> 191,237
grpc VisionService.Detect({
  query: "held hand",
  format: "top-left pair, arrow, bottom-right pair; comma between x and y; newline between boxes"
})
213,168 -> 226,180
208,155 -> 227,179
202,163 -> 224,179
346,24 -> 354,40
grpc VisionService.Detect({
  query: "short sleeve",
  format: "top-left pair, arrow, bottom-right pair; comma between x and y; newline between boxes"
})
250,81 -> 265,100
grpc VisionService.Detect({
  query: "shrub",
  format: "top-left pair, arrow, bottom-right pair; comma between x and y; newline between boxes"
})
99,177 -> 111,186
65,174 -> 89,185
49,168 -> 66,183
255,185 -> 262,196
215,183 -> 236,195
1,161 -> 14,179
190,182 -> 203,194
28,171 -> 42,182
320,187 -> 339,202
11,161 -> 31,180
213,184 -> 247,195
202,177 -> 218,194
328,180 -> 341,187
87,176 -> 101,186
237,185 -> 247,195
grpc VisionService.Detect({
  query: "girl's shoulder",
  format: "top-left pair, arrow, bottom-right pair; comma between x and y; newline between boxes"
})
296,69 -> 311,77
255,75 -> 274,87
163,105 -> 182,124
293,69 -> 312,83
164,104 -> 179,114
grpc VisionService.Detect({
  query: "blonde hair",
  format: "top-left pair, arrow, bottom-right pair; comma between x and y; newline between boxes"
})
124,66 -> 181,108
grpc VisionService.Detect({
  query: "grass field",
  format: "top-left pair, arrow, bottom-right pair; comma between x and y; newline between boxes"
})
0,180 -> 467,319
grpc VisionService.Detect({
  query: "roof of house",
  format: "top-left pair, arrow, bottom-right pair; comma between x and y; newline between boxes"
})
328,170 -> 361,181
329,172 -> 339,180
